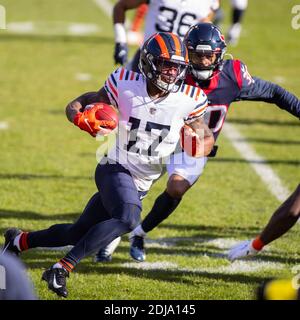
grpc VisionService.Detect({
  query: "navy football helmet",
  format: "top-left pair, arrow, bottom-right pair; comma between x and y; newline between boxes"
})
139,32 -> 189,93
184,23 -> 227,80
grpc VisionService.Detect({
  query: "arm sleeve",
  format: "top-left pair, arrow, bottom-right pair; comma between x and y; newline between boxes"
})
238,76 -> 300,119
104,68 -> 122,109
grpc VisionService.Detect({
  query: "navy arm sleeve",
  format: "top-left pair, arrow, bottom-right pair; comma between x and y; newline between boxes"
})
238,76 -> 300,119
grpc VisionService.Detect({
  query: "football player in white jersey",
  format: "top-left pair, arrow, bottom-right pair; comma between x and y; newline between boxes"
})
3,32 -> 214,298
113,0 -> 219,70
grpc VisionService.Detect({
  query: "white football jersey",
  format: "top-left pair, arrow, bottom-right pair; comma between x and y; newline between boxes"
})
144,0 -> 219,41
104,67 -> 208,191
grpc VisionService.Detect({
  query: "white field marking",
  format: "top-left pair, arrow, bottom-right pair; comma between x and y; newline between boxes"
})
67,23 -> 99,35
6,22 -> 101,36
204,238 -> 242,250
7,22 -> 34,33
93,0 -> 113,17
75,73 -> 92,81
273,76 -> 286,84
122,260 -> 284,274
37,246 -> 73,251
122,261 -> 178,270
222,122 -> 290,202
92,0 -> 131,29
146,237 -> 241,249
0,122 -> 9,130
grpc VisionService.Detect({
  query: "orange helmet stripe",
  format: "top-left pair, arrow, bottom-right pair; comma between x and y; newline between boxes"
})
170,33 -> 181,57
155,34 -> 170,59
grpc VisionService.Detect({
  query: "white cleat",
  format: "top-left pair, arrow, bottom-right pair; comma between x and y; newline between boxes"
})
228,239 -> 259,261
95,236 -> 121,262
227,23 -> 242,46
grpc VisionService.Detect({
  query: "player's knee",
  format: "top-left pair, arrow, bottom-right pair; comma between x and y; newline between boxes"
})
167,175 -> 191,199
112,203 -> 141,230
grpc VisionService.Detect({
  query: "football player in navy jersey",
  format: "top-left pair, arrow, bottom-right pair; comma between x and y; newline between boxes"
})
96,22 -> 300,263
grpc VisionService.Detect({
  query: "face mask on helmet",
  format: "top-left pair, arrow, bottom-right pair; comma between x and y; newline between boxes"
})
149,56 -> 188,92
140,53 -> 188,93
188,45 -> 225,80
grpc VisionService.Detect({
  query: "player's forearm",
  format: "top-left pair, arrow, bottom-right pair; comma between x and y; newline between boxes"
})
240,77 -> 300,119
65,91 -> 103,123
113,0 -> 145,24
113,1 -> 127,24
188,118 -> 215,156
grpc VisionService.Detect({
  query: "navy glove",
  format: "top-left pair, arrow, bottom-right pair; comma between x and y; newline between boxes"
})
114,43 -> 128,65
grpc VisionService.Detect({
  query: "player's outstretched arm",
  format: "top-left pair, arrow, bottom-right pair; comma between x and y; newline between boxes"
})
239,77 -> 300,119
113,0 -> 146,65
187,117 -> 215,157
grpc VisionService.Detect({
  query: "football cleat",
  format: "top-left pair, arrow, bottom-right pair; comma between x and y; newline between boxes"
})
94,236 -> 121,263
2,228 -> 22,256
42,267 -> 69,298
227,23 -> 242,46
129,235 -> 146,262
228,239 -> 259,261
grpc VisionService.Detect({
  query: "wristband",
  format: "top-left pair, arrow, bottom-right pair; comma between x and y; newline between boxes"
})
114,23 -> 127,43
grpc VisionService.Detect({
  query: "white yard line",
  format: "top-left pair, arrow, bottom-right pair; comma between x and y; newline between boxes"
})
6,22 -> 101,36
122,260 -> 284,274
75,73 -> 92,81
93,0 -> 113,16
0,121 -> 8,130
222,123 -> 290,202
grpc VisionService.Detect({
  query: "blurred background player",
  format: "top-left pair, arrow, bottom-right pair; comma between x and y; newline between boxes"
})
227,0 -> 248,45
113,0 -> 219,71
228,183 -> 300,261
0,252 -> 36,300
127,3 -> 148,46
96,22 -> 300,263
213,0 -> 248,45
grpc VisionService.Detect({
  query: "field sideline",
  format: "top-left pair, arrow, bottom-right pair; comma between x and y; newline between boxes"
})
0,0 -> 299,300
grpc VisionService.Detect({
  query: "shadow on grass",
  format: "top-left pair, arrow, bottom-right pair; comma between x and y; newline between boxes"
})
235,137 -> 300,146
0,173 -> 92,181
210,158 -> 300,166
159,223 -> 261,238
0,209 -> 79,221
227,118 -> 299,127
22,250 -> 266,286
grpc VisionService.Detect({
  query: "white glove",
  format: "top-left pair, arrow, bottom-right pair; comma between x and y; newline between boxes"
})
228,240 -> 260,261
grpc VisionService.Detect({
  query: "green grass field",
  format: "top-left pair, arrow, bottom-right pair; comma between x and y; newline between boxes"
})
0,0 -> 299,300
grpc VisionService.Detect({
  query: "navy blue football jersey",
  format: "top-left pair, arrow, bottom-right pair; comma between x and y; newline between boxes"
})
185,59 -> 300,140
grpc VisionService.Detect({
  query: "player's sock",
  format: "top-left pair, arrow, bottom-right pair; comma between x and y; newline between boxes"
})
14,232 -> 29,251
58,255 -> 78,273
232,8 -> 245,24
141,191 -> 181,233
252,236 -> 265,251
132,224 -> 147,238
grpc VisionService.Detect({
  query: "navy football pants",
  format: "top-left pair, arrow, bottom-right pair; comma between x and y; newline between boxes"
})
28,161 -> 142,262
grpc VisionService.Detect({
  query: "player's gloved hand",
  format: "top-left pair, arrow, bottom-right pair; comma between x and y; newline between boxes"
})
114,43 -> 128,65
73,105 -> 112,137
228,240 -> 260,261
